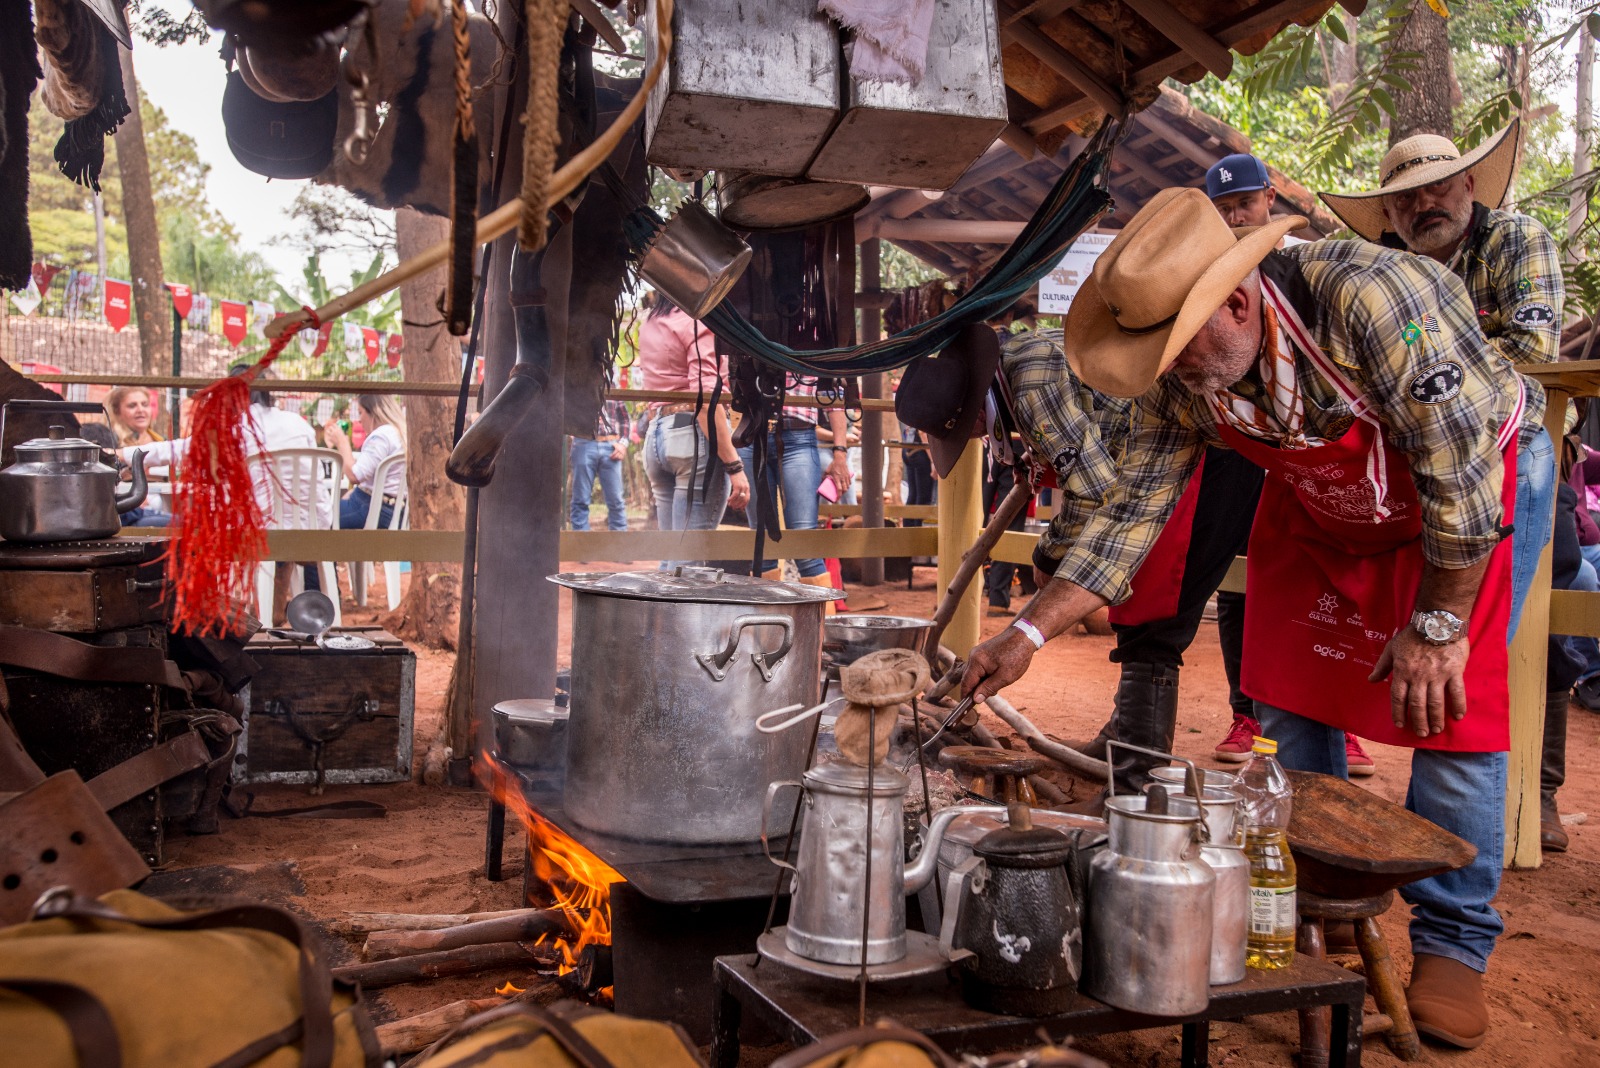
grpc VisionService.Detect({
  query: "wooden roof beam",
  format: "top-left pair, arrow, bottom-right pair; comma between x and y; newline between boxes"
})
1002,18 -> 1129,119
1132,110 -> 1216,170
1120,0 -> 1234,77
873,219 -> 1028,244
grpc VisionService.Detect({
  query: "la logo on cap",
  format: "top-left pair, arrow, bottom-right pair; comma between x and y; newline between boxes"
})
1218,167 -> 1233,183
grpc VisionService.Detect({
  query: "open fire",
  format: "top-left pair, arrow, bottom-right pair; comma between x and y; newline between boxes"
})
481,754 -> 623,993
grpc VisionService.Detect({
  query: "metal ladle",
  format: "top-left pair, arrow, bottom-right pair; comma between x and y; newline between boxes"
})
285,591 -> 337,647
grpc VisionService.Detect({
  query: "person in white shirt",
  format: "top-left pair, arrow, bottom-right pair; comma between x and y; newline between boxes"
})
322,394 -> 406,530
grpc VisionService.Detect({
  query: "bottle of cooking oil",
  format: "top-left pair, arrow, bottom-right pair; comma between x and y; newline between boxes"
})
1238,737 -> 1296,969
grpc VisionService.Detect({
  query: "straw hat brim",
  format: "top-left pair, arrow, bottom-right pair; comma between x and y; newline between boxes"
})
1319,120 -> 1519,241
1064,214 -> 1304,398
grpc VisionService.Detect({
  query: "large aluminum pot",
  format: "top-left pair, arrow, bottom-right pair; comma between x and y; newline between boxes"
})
822,614 -> 934,680
549,568 -> 837,844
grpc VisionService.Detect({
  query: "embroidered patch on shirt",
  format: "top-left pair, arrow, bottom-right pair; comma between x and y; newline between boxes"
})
1515,275 -> 1555,296
1511,301 -> 1556,327
1402,320 -> 1424,345
1052,446 -> 1080,471
1422,314 -> 1440,333
1408,361 -> 1465,404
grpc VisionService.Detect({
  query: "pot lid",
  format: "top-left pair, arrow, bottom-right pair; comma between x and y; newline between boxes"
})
940,808 -> 1105,848
803,759 -> 909,796
548,567 -> 842,604
973,807 -> 1077,863
15,426 -> 104,458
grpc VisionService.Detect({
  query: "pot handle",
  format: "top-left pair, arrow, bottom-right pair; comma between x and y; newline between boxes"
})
755,701 -> 826,734
760,780 -> 805,875
937,856 -> 986,966
696,614 -> 794,682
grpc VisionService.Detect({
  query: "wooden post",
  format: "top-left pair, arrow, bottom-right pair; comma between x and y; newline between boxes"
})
936,439 -> 984,656
1505,387 -> 1565,868
858,239 -> 885,586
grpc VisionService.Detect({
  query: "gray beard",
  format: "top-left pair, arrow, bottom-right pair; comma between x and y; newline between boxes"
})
1399,202 -> 1472,257
1175,338 -> 1258,395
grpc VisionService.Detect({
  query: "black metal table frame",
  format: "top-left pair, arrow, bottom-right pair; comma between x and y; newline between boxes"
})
711,954 -> 1366,1068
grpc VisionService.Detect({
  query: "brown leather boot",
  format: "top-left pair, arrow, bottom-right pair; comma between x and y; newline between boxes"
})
1406,953 -> 1489,1049
1542,688 -> 1570,853
1071,719 -> 1115,760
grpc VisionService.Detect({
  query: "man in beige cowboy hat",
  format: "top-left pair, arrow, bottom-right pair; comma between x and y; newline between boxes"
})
962,187 -> 1554,1049
1321,120 -> 1563,370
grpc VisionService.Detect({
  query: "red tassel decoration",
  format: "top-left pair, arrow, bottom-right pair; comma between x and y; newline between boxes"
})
163,309 -> 319,636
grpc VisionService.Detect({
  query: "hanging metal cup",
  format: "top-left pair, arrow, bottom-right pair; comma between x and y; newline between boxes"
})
638,201 -> 753,319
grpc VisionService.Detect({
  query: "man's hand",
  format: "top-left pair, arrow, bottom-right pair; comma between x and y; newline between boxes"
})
828,450 -> 851,490
962,627 -> 1038,704
611,441 -> 627,461
1368,627 -> 1470,738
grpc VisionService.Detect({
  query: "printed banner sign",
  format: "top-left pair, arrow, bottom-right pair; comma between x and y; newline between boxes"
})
1037,232 -> 1114,315
221,300 -> 248,347
362,327 -> 381,365
167,282 -> 193,318
103,278 -> 132,332
385,332 -> 402,369
251,300 -> 276,337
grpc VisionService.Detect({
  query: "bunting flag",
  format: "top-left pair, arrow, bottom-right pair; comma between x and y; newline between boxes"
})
103,278 -> 132,332
385,332 -> 402,369
220,300 -> 248,347
362,327 -> 380,365
297,323 -> 321,356
342,321 -> 365,367
251,300 -> 276,337
187,292 -> 211,330
31,263 -> 61,295
167,282 -> 193,318
65,270 -> 97,318
10,278 -> 41,316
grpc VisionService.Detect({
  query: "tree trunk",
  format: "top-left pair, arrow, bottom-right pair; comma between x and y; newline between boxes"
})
1573,26 -> 1595,260
1387,1 -> 1456,143
112,48 -> 171,377
385,208 -> 465,649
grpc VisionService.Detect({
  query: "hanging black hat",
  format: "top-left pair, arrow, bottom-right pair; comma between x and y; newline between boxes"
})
222,69 -> 337,180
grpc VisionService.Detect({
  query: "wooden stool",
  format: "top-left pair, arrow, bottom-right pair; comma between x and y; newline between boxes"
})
1285,771 -> 1476,1067
937,745 -> 1049,804
1297,890 -> 1420,1065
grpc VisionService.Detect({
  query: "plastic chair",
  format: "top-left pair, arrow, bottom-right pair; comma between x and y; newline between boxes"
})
251,448 -> 342,628
348,450 -> 408,610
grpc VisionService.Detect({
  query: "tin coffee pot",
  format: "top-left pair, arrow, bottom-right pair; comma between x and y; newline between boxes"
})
763,764 -> 1002,966
1083,744 -> 1216,1016
939,804 -> 1081,1016
0,401 -> 147,543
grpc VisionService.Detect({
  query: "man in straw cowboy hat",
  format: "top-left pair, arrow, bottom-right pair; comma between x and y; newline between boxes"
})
962,187 -> 1555,1048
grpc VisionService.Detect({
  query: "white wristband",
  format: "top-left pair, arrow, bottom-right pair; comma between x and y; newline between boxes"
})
1011,618 -> 1046,650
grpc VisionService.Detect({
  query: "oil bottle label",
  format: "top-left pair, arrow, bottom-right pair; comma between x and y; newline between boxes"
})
1249,885 -> 1296,936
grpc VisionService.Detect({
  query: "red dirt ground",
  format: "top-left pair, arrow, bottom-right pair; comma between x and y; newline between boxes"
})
167,564 -> 1600,1066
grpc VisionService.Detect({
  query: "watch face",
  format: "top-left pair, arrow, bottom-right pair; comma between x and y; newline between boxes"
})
1424,615 -> 1452,641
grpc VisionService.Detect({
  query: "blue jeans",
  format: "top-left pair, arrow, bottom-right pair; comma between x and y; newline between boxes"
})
1508,428 -> 1556,641
568,437 -> 627,531
1564,557 -> 1600,683
738,426 -> 826,578
1252,429 -> 1558,973
340,487 -> 393,531
644,415 -> 729,566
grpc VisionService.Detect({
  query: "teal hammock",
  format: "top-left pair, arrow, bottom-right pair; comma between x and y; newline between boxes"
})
625,125 -> 1118,377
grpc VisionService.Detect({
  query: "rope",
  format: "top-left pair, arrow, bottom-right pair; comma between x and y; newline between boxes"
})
518,0 -> 567,251
446,0 -> 480,335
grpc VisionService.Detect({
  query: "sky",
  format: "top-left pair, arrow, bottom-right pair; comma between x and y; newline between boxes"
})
130,13 -> 368,286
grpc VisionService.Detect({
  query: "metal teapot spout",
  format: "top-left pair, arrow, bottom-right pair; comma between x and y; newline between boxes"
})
904,804 -> 1007,893
114,449 -> 148,513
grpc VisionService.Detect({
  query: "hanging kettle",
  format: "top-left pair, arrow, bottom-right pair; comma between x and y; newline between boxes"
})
0,402 -> 147,542
939,804 -> 1081,1016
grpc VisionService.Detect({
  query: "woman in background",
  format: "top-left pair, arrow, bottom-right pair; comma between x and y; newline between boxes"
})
323,394 -> 406,530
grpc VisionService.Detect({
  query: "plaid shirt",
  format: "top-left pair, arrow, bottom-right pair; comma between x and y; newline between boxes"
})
997,329 -> 1134,569
1054,241 -> 1546,604
595,399 -> 630,439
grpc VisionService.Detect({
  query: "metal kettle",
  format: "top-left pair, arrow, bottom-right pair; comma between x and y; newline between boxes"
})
0,401 -> 147,542
939,804 -> 1082,1016
763,763 -> 1002,966
1084,784 -> 1215,1016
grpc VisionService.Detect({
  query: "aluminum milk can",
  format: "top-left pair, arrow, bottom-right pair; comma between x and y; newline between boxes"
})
1188,786 -> 1250,986
764,766 -> 1000,966
1085,791 -> 1215,1015
940,805 -> 1081,1016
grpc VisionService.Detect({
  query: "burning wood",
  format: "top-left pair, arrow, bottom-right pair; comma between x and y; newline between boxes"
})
333,907 -> 541,936
481,755 -> 622,994
362,909 -> 576,961
332,941 -> 559,988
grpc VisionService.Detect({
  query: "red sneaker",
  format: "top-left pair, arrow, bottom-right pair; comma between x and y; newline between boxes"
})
1214,715 -> 1259,763
1345,733 -> 1376,777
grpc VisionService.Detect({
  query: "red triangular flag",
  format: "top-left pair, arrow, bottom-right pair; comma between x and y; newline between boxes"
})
32,263 -> 61,294
362,326 -> 380,365
103,278 -> 131,332
167,282 -> 193,318
220,301 -> 248,347
385,332 -> 402,369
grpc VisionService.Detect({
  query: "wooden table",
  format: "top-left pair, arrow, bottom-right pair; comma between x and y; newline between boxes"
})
712,952 -> 1366,1068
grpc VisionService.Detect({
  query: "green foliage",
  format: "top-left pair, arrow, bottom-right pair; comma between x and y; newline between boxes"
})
274,253 -> 401,334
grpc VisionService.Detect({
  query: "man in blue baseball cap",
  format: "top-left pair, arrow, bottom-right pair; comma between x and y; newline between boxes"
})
1206,152 -> 1282,230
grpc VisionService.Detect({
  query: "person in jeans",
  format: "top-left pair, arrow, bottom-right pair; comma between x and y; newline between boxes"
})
323,394 -> 406,531
736,377 -> 850,597
569,399 -> 630,532
635,297 -> 749,563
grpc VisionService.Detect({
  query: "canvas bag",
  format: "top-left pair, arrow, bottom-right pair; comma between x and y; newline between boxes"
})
413,1001 -> 704,1068
0,888 -> 379,1067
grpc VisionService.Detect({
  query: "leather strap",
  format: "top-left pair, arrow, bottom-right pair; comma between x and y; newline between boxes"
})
418,1001 -> 617,1068
85,731 -> 211,811
33,895 -> 339,1068
0,625 -> 186,689
768,1024 -> 956,1068
0,978 -> 123,1068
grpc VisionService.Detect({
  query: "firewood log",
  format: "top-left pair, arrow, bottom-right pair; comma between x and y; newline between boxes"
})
332,907 -> 540,936
333,941 -> 556,988
363,909 -> 574,961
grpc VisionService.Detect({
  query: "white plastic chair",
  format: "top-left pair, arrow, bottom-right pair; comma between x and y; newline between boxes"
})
251,448 -> 342,627
348,451 -> 408,610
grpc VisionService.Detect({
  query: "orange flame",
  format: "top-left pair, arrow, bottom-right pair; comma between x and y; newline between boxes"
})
480,754 -> 622,993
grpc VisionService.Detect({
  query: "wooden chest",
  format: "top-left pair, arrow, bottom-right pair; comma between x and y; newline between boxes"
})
238,628 -> 415,788
0,537 -> 167,632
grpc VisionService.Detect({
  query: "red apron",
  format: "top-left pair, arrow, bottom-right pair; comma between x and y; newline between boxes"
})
1220,287 -> 1520,752
1107,452 -> 1207,627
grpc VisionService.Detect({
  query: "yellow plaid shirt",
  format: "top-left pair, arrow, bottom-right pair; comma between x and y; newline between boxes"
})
1053,240 -> 1546,605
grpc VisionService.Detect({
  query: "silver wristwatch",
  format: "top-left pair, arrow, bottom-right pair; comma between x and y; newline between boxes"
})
1411,609 -> 1467,645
